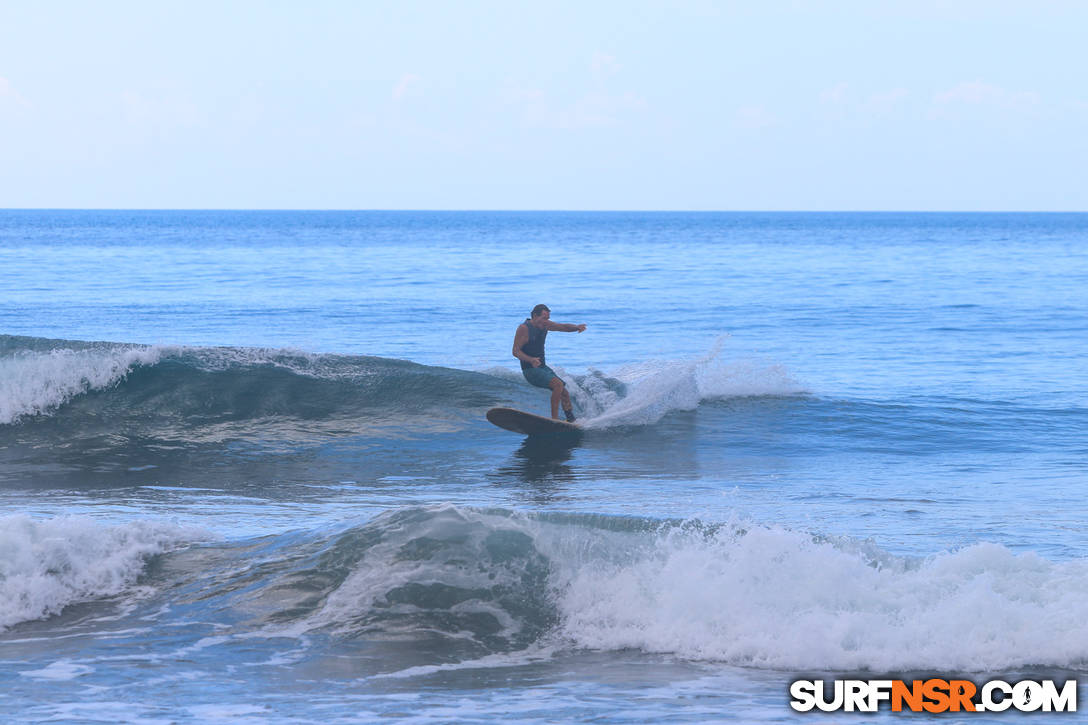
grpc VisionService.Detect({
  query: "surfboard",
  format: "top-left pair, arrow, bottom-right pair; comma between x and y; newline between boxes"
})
486,407 -> 582,435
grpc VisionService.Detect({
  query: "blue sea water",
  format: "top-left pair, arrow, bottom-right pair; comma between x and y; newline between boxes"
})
1,210 -> 1087,722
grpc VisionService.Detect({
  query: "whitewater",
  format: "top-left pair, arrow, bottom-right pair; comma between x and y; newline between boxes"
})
2,210 -> 1088,722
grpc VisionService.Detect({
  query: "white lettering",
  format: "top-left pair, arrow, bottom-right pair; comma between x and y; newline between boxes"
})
1014,680 -> 1043,712
982,680 -> 1013,712
845,680 -> 869,712
1040,679 -> 1077,712
792,677 -> 1077,713
816,680 -> 844,712
789,680 -> 817,712
867,680 -> 893,711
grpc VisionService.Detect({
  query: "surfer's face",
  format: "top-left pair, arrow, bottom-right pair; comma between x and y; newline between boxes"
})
532,309 -> 550,326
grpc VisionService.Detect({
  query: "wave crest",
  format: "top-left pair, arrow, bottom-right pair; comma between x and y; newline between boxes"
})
0,343 -> 164,424
0,515 -> 204,631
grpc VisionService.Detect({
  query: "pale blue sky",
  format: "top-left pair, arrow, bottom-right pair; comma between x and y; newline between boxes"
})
1,1 -> 1085,210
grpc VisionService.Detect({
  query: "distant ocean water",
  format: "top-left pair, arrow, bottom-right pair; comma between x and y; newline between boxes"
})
2,210 -> 1087,722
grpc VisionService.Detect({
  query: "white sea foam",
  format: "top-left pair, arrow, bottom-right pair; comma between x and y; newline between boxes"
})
184,704 -> 270,722
566,340 -> 806,429
367,645 -> 560,680
181,345 -> 324,374
19,658 -> 95,680
0,345 -> 165,424
547,522 -> 1088,671
0,515 -> 204,631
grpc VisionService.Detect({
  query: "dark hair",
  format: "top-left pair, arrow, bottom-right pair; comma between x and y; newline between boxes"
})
531,304 -> 550,318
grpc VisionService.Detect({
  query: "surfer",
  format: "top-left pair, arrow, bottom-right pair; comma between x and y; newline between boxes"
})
512,304 -> 587,421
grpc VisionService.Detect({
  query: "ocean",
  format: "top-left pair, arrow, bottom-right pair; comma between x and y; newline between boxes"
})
2,210 -> 1087,722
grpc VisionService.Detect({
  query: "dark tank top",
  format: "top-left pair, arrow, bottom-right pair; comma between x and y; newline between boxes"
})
519,319 -> 547,370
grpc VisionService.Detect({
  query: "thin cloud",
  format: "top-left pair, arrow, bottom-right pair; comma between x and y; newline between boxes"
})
736,104 -> 777,130
393,73 -> 421,102
0,76 -> 32,108
591,52 -> 622,82
563,90 -> 646,128
506,54 -> 647,130
819,82 -> 849,105
513,88 -> 647,130
121,90 -> 203,128
865,88 -> 910,114
817,84 -> 910,117
934,81 -> 1039,110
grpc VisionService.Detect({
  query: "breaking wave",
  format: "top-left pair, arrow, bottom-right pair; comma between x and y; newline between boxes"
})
0,514 -> 205,631
108,505 -> 1088,673
1,335 -> 803,434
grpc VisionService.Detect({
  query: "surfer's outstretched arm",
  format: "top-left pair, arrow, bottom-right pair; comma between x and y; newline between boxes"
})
544,321 -> 587,333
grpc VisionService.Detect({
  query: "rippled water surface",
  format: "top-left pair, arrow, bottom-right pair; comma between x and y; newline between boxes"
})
2,211 -> 1087,722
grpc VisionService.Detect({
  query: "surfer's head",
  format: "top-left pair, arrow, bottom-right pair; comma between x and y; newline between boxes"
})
531,304 -> 550,319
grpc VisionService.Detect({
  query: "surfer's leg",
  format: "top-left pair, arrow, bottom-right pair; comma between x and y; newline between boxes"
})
548,377 -> 565,419
548,377 -> 574,420
560,387 -> 575,421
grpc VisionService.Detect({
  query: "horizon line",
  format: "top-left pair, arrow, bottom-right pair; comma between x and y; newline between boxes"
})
3,208 -> 1087,214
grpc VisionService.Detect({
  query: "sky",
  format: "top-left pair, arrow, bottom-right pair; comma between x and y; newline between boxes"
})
1,0 -> 1086,211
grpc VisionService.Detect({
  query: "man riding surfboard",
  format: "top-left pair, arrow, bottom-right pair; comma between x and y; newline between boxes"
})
512,304 -> 586,421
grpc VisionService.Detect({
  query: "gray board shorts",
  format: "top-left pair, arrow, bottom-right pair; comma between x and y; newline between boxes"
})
522,364 -> 562,389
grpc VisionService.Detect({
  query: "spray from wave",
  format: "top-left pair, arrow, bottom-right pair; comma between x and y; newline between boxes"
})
561,337 -> 807,428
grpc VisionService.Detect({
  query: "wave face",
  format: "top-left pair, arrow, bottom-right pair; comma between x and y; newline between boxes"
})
0,336 -> 522,451
0,336 -> 814,491
118,505 -> 1088,673
0,335 -> 803,439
